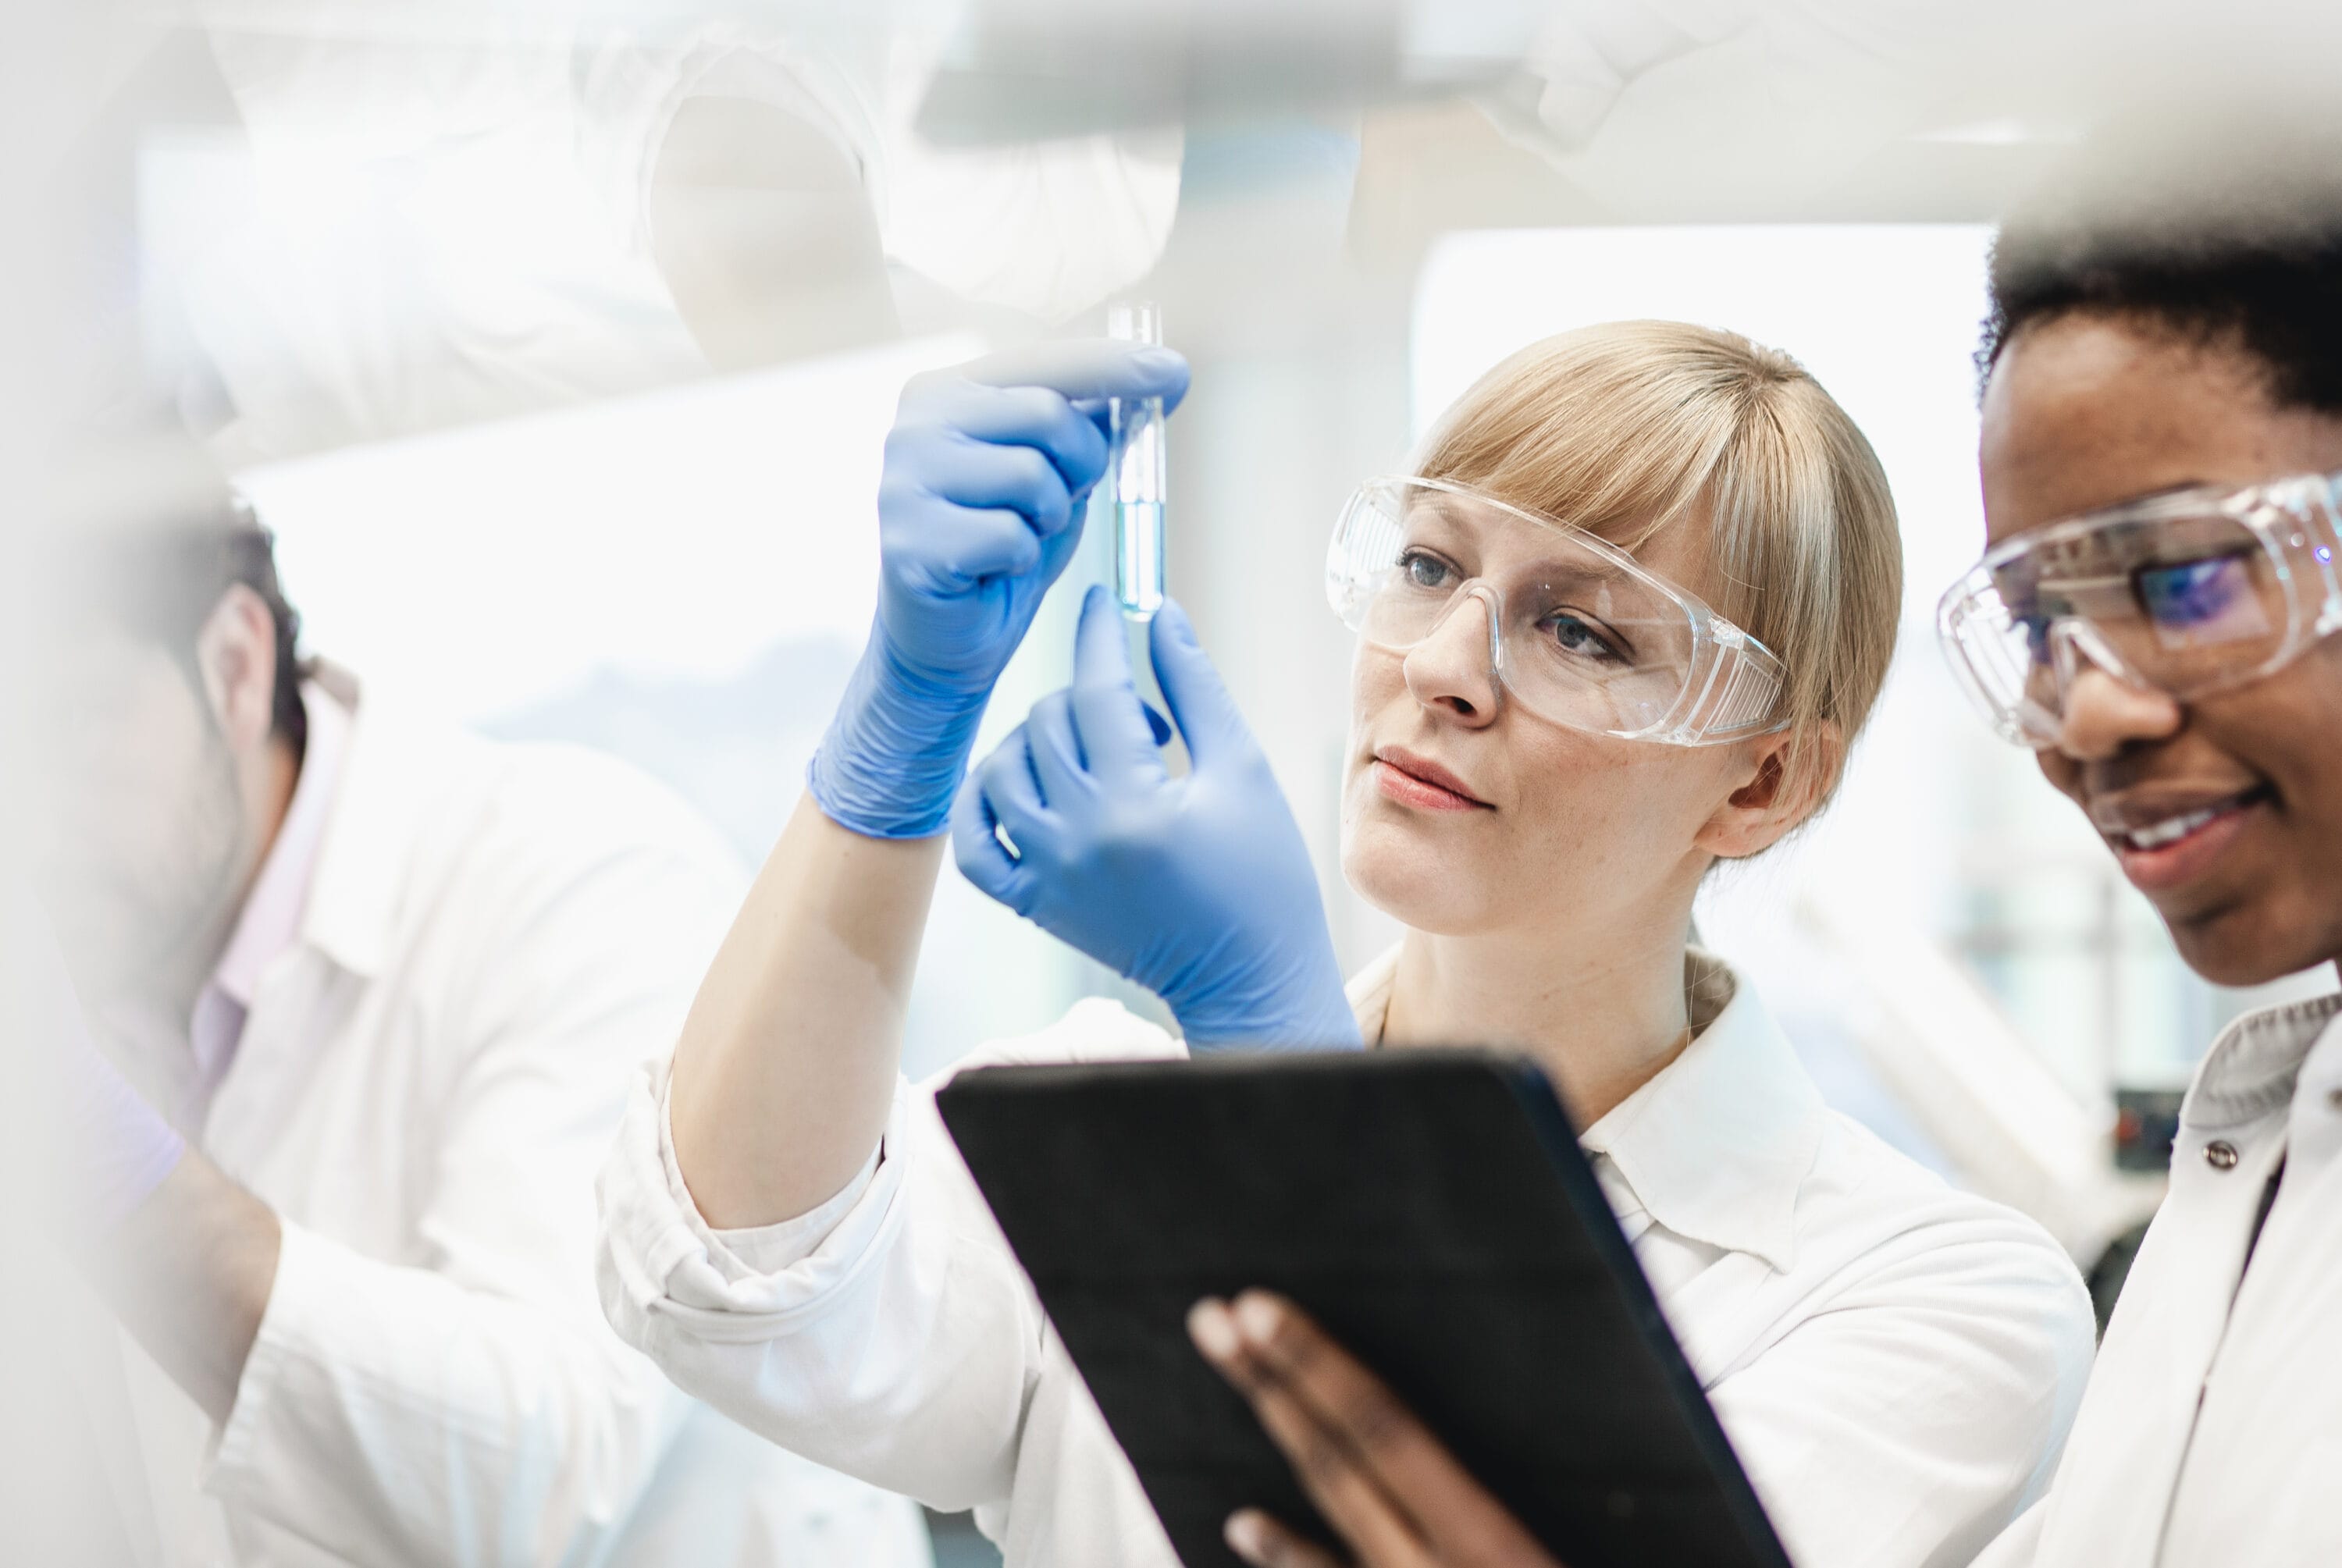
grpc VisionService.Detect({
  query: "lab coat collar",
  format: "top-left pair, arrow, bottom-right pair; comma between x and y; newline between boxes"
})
1345,944 -> 1823,1274
295,664 -> 455,982
211,682 -> 351,1008
2182,987 -> 2342,1131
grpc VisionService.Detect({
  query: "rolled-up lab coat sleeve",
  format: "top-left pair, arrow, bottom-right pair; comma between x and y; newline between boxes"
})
596,999 -> 1179,1516
205,827 -> 746,1566
1706,1216 -> 2095,1568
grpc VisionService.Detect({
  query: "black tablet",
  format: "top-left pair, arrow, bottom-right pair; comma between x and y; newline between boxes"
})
936,1050 -> 1790,1568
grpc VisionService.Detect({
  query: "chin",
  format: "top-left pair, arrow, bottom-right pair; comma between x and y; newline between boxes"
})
2165,891 -> 2342,990
1340,818 -> 1496,937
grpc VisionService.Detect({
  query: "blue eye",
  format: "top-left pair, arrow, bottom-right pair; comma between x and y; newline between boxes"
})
1545,610 -> 1625,664
1397,549 -> 1454,590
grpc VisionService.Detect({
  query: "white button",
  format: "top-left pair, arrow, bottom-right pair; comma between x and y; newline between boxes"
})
2205,1140 -> 2241,1171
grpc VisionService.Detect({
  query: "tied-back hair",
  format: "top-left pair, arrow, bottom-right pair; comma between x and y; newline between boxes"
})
1412,320 -> 1903,818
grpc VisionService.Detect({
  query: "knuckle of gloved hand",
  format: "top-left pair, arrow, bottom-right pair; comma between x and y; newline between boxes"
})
880,426 -> 953,487
1002,384 -> 1066,430
1002,444 -> 1059,505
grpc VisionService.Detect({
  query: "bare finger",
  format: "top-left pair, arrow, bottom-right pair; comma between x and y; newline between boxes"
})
1233,1292 -> 1562,1568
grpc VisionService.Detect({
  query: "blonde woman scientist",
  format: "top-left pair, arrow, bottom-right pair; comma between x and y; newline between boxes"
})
597,325 -> 2097,1568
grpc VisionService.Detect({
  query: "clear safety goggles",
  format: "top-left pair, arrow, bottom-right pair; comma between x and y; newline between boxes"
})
1937,469 -> 2342,749
1323,475 -> 1790,746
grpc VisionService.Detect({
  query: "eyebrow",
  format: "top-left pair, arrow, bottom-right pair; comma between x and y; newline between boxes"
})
1521,554 -> 1632,587
2078,478 -> 2215,519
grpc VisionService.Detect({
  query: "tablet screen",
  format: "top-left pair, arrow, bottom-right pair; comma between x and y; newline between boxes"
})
938,1050 -> 1789,1568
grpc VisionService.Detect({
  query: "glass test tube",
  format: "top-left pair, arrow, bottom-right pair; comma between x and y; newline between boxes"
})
1106,300 -> 1166,620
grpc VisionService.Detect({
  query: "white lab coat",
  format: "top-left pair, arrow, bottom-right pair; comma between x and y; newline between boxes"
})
107,676 -> 929,1567
598,948 -> 2097,1568
1976,991 -> 2342,1566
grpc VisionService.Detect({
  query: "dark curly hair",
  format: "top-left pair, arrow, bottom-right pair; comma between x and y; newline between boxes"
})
1980,107 -> 2342,414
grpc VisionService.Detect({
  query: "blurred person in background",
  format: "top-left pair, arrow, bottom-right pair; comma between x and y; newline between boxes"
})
597,325 -> 2097,1568
24,440 -> 931,1567
1145,106 -> 2342,1568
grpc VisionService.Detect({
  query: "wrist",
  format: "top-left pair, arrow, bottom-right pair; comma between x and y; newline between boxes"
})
1172,960 -> 1364,1054
809,627 -> 995,839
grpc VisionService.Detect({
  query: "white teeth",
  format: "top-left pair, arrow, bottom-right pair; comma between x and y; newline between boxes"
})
2124,806 -> 2224,852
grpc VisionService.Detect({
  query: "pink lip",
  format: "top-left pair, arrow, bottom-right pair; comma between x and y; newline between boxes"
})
2108,795 -> 2267,893
1370,751 -> 1491,812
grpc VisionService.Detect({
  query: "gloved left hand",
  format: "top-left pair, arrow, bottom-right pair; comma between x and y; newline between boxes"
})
952,587 -> 1362,1051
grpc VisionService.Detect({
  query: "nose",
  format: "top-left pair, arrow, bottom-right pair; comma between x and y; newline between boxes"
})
2055,666 -> 2183,760
1401,586 -> 1501,726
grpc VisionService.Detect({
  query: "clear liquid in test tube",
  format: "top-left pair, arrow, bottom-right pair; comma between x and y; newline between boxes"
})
1106,300 -> 1166,620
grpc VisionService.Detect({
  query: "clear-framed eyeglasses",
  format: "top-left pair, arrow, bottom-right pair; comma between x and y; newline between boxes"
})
1324,475 -> 1791,747
1937,468 -> 2342,748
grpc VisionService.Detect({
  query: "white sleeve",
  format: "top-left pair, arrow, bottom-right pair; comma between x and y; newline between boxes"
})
204,835 -> 745,1566
596,998 -> 1180,1513
1707,1222 -> 2096,1568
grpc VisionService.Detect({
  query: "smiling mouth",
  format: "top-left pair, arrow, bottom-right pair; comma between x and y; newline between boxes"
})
2099,786 -> 2271,852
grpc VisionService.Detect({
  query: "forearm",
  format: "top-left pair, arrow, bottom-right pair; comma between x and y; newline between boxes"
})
666,339 -> 1190,1226
667,791 -> 947,1228
97,1149 -> 281,1424
206,1221 -> 679,1566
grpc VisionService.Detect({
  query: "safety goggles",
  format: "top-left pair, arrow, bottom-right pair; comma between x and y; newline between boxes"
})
1323,475 -> 1790,746
1937,468 -> 2342,749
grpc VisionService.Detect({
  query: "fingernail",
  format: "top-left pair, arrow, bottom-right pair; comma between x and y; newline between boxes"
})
1234,1292 -> 1283,1346
1225,1510 -> 1270,1561
1133,347 -> 1184,375
1188,1299 -> 1239,1360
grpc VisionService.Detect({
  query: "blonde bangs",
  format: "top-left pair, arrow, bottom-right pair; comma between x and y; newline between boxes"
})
1415,323 -> 1742,555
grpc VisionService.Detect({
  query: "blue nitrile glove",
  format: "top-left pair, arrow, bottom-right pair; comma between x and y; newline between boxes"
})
810,341 -> 1191,837
952,588 -> 1362,1051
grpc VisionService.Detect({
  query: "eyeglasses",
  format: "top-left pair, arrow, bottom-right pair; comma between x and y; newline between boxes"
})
1937,468 -> 2342,748
1323,476 -> 1790,746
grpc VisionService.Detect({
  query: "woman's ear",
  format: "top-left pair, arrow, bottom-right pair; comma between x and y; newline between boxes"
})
1695,722 -> 1840,861
192,584 -> 280,758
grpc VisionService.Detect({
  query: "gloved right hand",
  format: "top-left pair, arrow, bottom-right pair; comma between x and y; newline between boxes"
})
809,341 -> 1191,838
952,588 -> 1361,1051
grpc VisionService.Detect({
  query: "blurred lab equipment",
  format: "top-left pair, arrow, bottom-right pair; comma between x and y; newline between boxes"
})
1106,300 -> 1168,620
955,588 -> 1361,1050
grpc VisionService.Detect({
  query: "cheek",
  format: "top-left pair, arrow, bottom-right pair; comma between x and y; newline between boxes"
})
1349,643 -> 1405,724
1341,646 -> 1405,790
2034,748 -> 2086,807
1496,731 -> 1697,885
